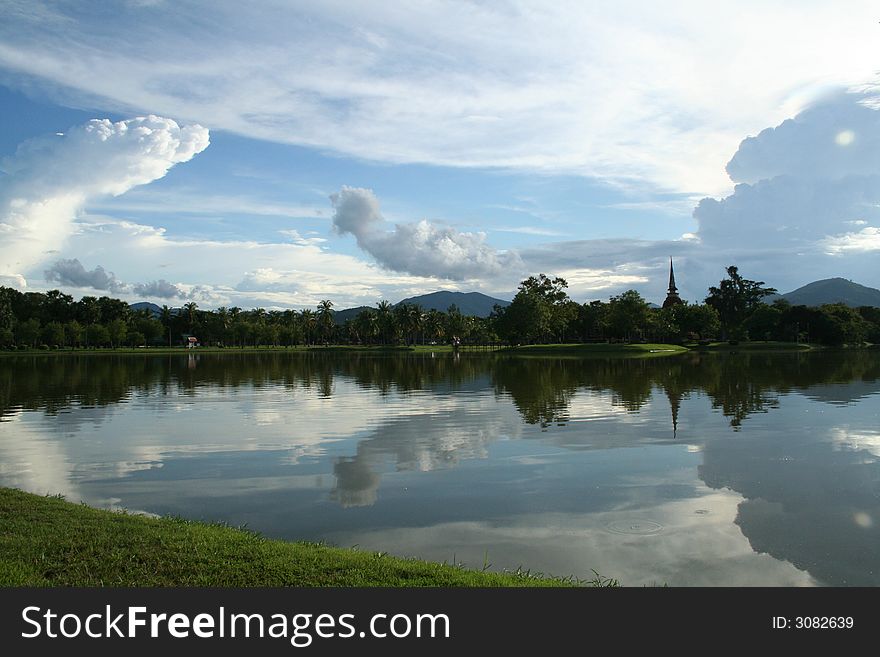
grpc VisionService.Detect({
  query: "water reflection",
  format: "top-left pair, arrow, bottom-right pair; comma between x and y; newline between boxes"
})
1,349 -> 879,585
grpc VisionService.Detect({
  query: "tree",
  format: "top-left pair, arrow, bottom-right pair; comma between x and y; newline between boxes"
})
300,309 -> 317,345
705,266 -> 777,340
159,305 -> 174,346
354,309 -> 378,345
743,304 -> 783,341
135,317 -> 163,345
376,301 -> 393,344
677,304 -> 720,341
43,321 -> 66,347
16,318 -> 41,347
182,301 -> 199,334
606,290 -> 650,341
494,274 -> 571,344
128,330 -> 146,347
317,300 -> 334,344
107,318 -> 128,348
88,323 -> 111,347
65,320 -> 84,347
444,304 -> 466,343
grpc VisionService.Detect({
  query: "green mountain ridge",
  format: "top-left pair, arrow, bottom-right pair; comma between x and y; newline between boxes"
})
778,278 -> 880,308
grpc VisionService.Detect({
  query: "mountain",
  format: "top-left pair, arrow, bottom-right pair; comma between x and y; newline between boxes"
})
779,278 -> 880,308
396,291 -> 510,317
332,305 -> 373,324
130,302 -> 163,317
332,291 -> 510,323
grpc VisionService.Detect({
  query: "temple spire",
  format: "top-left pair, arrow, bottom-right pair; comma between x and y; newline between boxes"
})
662,257 -> 683,308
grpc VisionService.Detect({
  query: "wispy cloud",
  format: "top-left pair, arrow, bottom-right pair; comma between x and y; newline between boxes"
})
92,189 -> 326,219
2,2 -> 877,195
493,226 -> 565,237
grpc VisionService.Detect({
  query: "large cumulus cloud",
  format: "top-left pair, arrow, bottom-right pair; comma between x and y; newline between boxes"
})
691,90 -> 880,291
330,186 -> 522,280
44,258 -> 125,293
0,115 -> 209,285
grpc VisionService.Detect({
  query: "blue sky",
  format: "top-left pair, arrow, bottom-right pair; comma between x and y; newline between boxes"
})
1,1 -> 880,309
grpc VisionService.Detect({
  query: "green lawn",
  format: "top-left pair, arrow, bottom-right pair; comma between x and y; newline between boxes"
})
0,488 -> 601,587
689,341 -> 814,351
0,341 -> 829,357
498,343 -> 688,356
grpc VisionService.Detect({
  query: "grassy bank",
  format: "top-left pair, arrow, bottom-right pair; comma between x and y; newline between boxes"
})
1,341 -> 829,358
498,343 -> 688,357
0,488 -> 587,587
690,341 -> 815,351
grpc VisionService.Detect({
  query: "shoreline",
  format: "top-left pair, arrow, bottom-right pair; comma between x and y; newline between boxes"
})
0,488 -> 605,587
0,341 -> 823,357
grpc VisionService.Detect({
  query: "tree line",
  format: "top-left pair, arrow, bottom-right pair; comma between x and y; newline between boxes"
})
1,266 -> 878,350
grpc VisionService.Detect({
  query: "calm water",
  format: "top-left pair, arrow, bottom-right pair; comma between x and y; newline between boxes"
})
2,350 -> 879,586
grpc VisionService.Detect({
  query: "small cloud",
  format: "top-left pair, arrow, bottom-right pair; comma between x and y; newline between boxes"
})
0,273 -> 27,289
494,226 -> 564,237
131,279 -> 182,299
279,228 -> 327,247
44,258 -> 125,292
822,226 -> 880,255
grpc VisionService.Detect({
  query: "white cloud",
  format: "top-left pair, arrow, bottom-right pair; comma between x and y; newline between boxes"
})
131,279 -> 182,299
279,229 -> 327,247
0,115 -> 209,282
822,226 -> 880,255
0,273 -> 27,289
330,186 -> 523,280
494,226 -> 565,237
92,188 -> 326,220
2,2 -> 878,195
688,89 -> 880,290
726,92 -> 880,183
39,214 -> 466,309
44,258 -> 125,292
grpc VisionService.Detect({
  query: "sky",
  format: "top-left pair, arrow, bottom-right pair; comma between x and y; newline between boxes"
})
1,0 -> 880,310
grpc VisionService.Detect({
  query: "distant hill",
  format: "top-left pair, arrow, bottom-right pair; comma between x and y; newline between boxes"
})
779,278 -> 880,308
130,302 -> 163,317
332,291 -> 510,324
396,291 -> 510,317
332,305 -> 373,324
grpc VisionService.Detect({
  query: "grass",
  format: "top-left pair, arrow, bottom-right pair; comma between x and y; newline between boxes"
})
498,343 -> 688,357
0,488 -> 594,587
0,341 -> 833,357
690,341 -> 814,351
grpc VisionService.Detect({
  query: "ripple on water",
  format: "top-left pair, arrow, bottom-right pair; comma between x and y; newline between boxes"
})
604,519 -> 664,535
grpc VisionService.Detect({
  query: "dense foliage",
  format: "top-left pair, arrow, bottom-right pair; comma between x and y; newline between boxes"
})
1,266 -> 877,350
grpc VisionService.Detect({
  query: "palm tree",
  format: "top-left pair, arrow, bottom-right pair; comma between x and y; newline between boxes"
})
376,300 -> 393,345
408,304 -> 424,345
228,307 -> 242,347
317,300 -> 334,344
182,301 -> 198,334
354,309 -> 378,345
300,309 -> 317,345
425,309 -> 445,345
160,305 -> 174,347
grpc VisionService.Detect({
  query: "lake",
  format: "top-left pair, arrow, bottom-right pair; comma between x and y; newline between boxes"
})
2,349 -> 879,586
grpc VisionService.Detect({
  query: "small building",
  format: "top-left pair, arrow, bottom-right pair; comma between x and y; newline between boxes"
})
662,257 -> 684,309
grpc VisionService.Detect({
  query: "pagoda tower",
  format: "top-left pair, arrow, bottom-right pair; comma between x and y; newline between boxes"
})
662,257 -> 683,309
